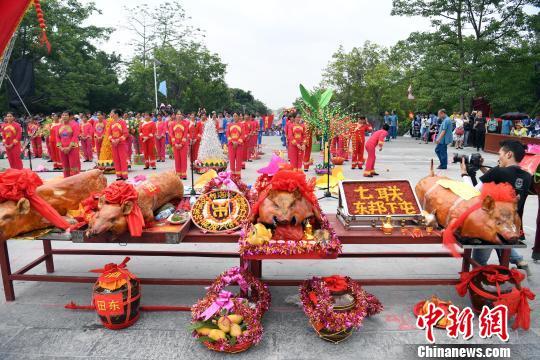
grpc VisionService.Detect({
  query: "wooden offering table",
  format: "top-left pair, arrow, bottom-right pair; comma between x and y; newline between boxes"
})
0,217 -> 517,302
484,133 -> 540,154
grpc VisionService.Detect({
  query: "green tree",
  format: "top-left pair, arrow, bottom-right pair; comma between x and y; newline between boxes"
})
0,0 -> 122,114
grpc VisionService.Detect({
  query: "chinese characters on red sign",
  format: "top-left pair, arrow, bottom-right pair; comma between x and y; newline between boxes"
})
342,181 -> 421,216
93,293 -> 124,317
416,304 -> 509,343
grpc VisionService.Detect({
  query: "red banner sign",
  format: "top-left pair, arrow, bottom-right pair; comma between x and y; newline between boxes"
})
340,180 -> 421,216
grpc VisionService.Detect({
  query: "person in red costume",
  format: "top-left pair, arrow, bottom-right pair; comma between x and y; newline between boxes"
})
109,109 -> 129,180
49,114 -> 63,170
364,124 -> 389,177
156,114 -> 167,162
1,112 -> 23,169
54,111 -> 81,177
287,113 -> 307,171
227,113 -> 245,178
242,114 -> 252,166
188,113 -> 202,162
139,112 -> 157,170
169,112 -> 189,179
80,114 -> 94,162
250,115 -> 259,160
351,116 -> 373,170
27,116 -> 42,159
93,111 -> 106,158
303,126 -> 313,172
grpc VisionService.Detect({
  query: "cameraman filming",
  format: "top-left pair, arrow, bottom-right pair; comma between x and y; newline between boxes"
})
461,140 -> 532,272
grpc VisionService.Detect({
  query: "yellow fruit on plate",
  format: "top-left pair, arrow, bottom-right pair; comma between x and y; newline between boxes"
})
217,316 -> 232,333
196,327 -> 212,336
230,323 -> 242,337
227,314 -> 244,324
208,329 -> 227,341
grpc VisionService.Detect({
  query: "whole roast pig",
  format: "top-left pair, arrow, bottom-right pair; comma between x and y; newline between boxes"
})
0,169 -> 107,241
87,171 -> 184,237
415,171 -> 520,244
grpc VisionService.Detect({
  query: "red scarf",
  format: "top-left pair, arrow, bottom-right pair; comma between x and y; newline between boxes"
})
103,182 -> 145,237
0,169 -> 70,230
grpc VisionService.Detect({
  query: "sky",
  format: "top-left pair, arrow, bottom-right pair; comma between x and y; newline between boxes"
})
90,0 -> 430,110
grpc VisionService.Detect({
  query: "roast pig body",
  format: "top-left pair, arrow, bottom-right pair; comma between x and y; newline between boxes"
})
0,169 -> 108,241
87,171 -> 184,236
415,174 -> 521,244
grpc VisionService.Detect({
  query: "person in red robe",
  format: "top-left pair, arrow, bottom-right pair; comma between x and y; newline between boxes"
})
169,112 -> 189,179
227,113 -> 245,178
139,112 -> 157,170
188,113 -> 203,162
109,109 -> 129,180
303,127 -> 313,172
156,114 -> 167,162
364,124 -> 389,177
27,116 -> 42,158
1,112 -> 23,169
80,114 -> 94,162
350,116 -> 373,169
54,111 -> 81,178
287,113 -> 307,171
49,115 -> 63,170
93,112 -> 106,158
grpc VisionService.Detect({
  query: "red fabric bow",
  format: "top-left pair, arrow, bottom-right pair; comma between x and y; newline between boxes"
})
322,275 -> 348,292
456,265 -> 535,330
89,257 -> 136,282
103,181 -> 145,236
456,265 -> 524,297
0,169 -> 70,230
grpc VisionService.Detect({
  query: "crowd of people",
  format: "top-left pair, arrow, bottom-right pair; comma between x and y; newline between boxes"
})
0,108 -> 274,180
411,111 -> 540,151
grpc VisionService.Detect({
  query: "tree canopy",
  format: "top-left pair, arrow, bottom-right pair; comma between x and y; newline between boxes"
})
320,0 -> 539,120
0,0 -> 269,115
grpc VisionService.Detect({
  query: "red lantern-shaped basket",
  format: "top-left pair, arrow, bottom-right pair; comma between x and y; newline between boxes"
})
91,257 -> 141,330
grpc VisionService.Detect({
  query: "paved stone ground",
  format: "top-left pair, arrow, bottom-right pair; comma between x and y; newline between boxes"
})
0,135 -> 538,359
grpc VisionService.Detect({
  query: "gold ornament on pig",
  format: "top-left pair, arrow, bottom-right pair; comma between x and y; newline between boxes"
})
304,221 -> 315,240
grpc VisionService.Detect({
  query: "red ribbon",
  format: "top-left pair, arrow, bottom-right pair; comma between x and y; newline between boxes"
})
322,275 -> 348,292
103,181 -> 145,237
0,169 -> 70,230
90,257 -> 136,282
456,265 -> 535,330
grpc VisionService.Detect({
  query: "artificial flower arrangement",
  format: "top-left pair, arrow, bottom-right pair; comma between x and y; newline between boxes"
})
299,275 -> 383,343
190,267 -> 270,353
202,171 -> 257,204
315,162 -> 334,175
193,158 -> 228,174
239,168 -> 342,259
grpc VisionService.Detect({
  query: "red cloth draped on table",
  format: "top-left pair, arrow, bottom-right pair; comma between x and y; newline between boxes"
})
456,264 -> 536,330
0,168 -> 70,230
442,182 -> 517,258
102,181 -> 145,237
0,0 -> 50,57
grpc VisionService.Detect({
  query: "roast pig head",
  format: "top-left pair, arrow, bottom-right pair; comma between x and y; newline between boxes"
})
460,195 -> 521,244
86,196 -> 134,237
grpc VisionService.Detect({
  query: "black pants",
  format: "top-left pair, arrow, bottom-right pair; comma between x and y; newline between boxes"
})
475,130 -> 485,151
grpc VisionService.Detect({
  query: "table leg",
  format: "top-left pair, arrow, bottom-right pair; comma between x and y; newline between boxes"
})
42,240 -> 55,273
499,249 -> 511,267
249,260 -> 262,279
461,249 -> 472,272
0,241 -> 15,301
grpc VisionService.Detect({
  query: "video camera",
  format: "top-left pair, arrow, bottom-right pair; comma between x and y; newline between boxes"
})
452,152 -> 484,186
